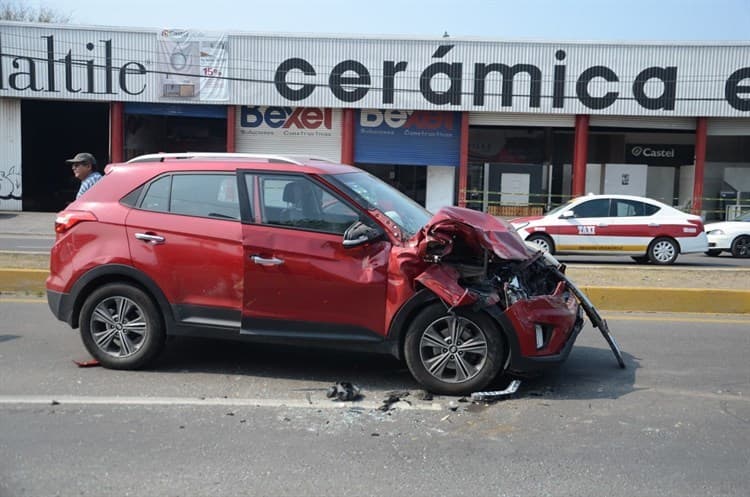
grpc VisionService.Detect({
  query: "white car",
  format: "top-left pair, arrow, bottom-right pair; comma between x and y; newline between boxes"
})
704,211 -> 750,258
511,194 -> 708,265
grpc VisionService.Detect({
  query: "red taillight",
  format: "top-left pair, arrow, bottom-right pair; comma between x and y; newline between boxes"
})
54,210 -> 98,233
687,218 -> 704,231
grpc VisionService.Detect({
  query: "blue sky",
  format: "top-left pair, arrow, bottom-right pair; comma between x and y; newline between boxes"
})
39,0 -> 750,41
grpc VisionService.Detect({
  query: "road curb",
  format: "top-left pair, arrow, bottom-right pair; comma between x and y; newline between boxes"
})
2,268 -> 749,314
578,286 -> 750,314
0,268 -> 47,295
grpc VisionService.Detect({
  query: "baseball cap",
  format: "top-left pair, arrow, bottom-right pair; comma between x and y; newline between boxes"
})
65,152 -> 97,166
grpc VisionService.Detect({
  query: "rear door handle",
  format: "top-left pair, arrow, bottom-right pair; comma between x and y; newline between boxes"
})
251,255 -> 284,266
134,232 -> 165,244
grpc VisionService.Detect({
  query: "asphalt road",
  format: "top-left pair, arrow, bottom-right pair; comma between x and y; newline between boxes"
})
1,298 -> 748,497
0,235 -> 53,253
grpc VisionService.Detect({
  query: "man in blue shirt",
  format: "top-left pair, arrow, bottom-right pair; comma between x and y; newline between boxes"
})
66,153 -> 102,199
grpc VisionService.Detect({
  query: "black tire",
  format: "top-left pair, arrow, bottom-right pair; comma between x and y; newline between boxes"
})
730,235 -> 750,258
631,255 -> 649,264
404,303 -> 506,395
526,233 -> 555,254
647,237 -> 679,265
705,249 -> 722,257
79,283 -> 165,369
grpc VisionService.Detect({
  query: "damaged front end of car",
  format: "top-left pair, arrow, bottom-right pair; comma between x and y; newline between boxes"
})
406,207 -> 624,374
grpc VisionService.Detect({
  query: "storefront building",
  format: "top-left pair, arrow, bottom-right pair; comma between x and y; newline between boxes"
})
1,21 -> 749,220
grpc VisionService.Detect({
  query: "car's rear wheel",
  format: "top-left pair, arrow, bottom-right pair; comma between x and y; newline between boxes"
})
526,233 -> 554,254
648,237 -> 679,265
79,283 -> 165,369
731,235 -> 750,258
705,249 -> 722,257
404,303 -> 506,395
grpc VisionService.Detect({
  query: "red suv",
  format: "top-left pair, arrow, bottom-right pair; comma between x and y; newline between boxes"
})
46,154 -> 608,395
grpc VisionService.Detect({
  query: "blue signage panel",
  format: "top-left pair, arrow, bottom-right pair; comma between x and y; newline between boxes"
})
124,102 -> 227,119
354,110 -> 460,166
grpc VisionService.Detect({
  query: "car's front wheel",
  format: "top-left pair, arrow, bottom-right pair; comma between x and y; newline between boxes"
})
79,283 -> 165,369
526,233 -> 554,254
730,235 -> 750,258
404,303 -> 506,395
648,237 -> 679,265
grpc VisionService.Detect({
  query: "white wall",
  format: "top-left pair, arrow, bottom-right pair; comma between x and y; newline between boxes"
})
585,163 -> 602,194
646,167 -> 676,204
603,163 -> 648,196
425,166 -> 455,214
0,98 -> 22,211
678,165 -> 695,208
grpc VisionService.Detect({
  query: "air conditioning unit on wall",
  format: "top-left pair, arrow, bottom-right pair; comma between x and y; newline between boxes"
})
162,83 -> 195,97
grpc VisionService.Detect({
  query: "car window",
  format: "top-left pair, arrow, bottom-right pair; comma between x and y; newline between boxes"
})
139,174 -> 240,220
325,171 -> 432,237
259,175 -> 358,234
571,198 -> 610,218
141,176 -> 171,213
612,199 -> 660,217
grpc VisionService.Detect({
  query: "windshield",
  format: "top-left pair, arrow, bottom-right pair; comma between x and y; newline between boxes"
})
326,170 -> 432,237
545,199 -> 575,217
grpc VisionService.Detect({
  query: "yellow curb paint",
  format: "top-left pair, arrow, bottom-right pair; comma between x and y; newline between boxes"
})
0,268 -> 47,294
579,286 -> 750,314
1,269 -> 749,314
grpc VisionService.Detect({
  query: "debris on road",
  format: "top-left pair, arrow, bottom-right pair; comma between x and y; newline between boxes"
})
72,358 -> 100,368
470,379 -> 522,402
325,382 -> 363,402
379,390 -> 411,411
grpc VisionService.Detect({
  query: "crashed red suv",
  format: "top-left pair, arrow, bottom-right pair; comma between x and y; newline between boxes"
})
46,154 -> 617,395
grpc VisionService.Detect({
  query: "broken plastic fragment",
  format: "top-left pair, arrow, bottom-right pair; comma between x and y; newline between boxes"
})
326,382 -> 362,402
379,390 -> 410,411
470,379 -> 522,402
73,358 -> 101,368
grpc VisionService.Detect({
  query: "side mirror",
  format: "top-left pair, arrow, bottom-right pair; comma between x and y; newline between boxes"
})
343,220 -> 384,248
560,210 -> 575,219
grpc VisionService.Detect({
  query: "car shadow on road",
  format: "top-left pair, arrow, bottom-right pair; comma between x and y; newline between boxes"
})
509,345 -> 641,401
149,338 -> 638,400
154,337 -> 420,392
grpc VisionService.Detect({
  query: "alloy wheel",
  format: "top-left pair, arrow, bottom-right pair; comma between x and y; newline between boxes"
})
418,315 -> 489,384
89,296 -> 148,358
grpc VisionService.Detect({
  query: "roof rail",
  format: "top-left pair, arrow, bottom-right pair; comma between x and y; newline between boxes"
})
126,152 -> 336,165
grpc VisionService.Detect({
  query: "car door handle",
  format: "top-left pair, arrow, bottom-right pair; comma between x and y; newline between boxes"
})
134,232 -> 165,244
597,223 -> 608,227
648,223 -> 660,227
251,255 -> 284,266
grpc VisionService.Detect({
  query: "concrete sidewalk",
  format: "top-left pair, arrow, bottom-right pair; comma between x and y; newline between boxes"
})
1,211 -> 749,313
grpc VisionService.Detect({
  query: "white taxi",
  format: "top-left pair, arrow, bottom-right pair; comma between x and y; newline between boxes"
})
511,194 -> 708,265
704,210 -> 750,258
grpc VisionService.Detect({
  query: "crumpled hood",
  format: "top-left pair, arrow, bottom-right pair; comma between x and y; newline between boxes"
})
412,206 -> 532,261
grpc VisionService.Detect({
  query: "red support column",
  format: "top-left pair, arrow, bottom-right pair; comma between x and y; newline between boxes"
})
226,106 -> 236,152
571,114 -> 589,197
458,112 -> 469,208
109,101 -> 123,163
692,117 -> 707,215
341,108 -> 354,164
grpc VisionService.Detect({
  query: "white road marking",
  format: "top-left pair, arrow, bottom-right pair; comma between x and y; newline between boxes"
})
0,395 -> 443,411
